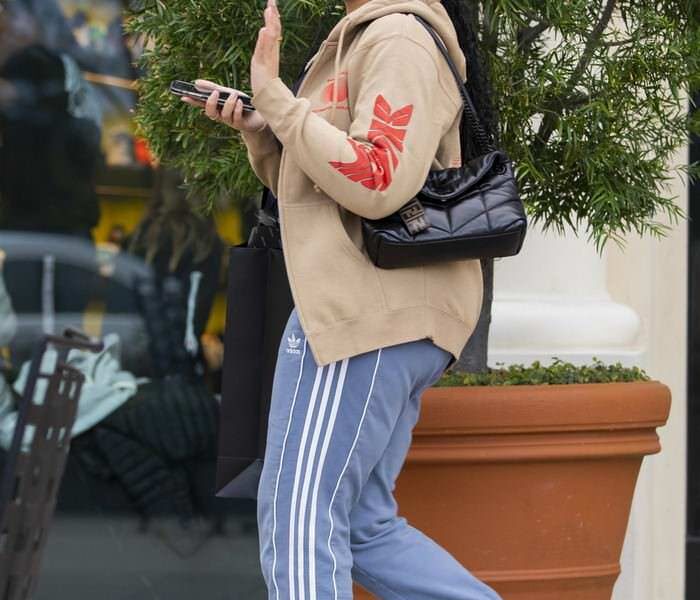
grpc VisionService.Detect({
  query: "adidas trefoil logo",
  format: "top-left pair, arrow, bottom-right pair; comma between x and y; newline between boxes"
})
286,332 -> 302,355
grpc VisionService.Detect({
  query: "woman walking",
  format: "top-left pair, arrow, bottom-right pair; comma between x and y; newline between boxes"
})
186,0 -> 501,598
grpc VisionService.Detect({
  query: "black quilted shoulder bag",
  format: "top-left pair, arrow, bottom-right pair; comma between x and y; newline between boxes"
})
361,15 -> 527,269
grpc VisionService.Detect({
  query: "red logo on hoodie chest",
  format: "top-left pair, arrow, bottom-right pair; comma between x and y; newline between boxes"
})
330,94 -> 414,191
312,72 -> 350,114
322,73 -> 348,103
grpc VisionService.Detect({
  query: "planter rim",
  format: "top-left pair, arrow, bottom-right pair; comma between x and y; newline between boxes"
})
433,379 -> 663,391
419,379 -> 671,435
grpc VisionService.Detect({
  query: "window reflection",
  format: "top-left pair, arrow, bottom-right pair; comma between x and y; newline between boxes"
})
0,2 -> 262,597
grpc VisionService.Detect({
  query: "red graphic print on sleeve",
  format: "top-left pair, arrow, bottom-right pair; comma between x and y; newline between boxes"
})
329,94 -> 414,191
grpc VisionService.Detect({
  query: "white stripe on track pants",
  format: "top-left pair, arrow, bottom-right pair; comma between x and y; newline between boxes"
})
257,307 -> 502,600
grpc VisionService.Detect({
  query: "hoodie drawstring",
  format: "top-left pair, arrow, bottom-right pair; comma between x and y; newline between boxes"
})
329,18 -> 351,125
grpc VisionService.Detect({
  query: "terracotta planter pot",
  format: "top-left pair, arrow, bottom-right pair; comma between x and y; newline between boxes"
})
353,381 -> 671,600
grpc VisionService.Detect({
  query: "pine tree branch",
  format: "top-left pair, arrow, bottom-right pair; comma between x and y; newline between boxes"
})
511,20 -> 551,101
566,0 -> 617,90
535,0 -> 617,148
517,21 -> 550,53
541,90 -> 599,113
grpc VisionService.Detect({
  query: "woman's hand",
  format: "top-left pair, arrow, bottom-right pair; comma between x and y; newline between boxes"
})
251,0 -> 282,96
181,0 -> 281,132
181,80 -> 267,133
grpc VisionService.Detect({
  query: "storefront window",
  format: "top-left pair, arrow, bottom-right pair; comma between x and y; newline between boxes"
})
0,1 -> 263,596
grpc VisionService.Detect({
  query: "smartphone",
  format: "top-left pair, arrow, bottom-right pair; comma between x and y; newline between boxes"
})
170,80 -> 255,112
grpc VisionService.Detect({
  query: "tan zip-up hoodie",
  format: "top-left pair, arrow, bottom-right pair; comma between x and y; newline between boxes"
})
242,0 -> 483,370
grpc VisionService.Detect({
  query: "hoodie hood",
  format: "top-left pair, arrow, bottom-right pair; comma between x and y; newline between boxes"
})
321,0 -> 466,123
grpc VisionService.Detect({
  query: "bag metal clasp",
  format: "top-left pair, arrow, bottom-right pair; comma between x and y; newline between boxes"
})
399,199 -> 431,235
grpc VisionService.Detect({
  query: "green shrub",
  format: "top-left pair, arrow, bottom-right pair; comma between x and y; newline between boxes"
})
128,0 -> 699,250
126,0 -> 340,207
436,357 -> 650,386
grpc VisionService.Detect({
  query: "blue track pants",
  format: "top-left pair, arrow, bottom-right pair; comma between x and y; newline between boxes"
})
257,307 -> 502,600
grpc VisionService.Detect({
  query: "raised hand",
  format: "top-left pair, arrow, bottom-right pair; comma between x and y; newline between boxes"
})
181,0 -> 282,133
251,0 -> 282,96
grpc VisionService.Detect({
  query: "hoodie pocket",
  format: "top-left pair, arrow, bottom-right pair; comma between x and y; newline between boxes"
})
281,203 -> 385,332
325,203 -> 368,265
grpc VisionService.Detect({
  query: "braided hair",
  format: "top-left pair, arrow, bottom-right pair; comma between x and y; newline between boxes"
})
440,0 -> 499,159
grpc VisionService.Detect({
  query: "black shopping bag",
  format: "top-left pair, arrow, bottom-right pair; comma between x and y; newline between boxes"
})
215,192 -> 294,499
214,55 -> 328,498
